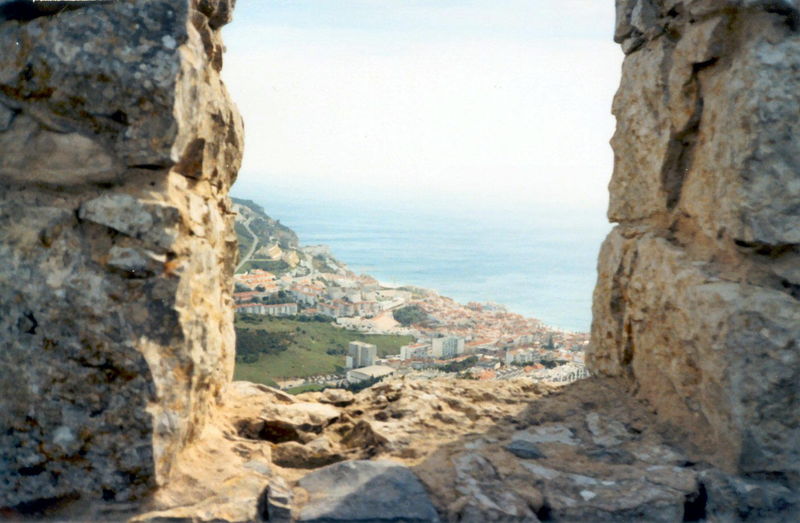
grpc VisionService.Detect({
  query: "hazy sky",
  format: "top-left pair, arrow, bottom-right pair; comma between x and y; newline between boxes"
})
222,0 -> 622,213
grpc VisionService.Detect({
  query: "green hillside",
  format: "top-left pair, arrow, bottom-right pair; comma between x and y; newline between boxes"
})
235,221 -> 254,259
233,197 -> 299,249
233,315 -> 414,385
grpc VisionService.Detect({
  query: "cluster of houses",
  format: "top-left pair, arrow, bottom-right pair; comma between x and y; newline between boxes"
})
233,269 -> 407,319
398,336 -> 466,360
281,336 -> 588,391
232,269 -> 591,389
374,334 -> 589,384
295,283 -> 411,318
235,302 -> 298,316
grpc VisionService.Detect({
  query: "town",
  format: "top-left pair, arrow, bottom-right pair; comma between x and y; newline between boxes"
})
231,198 -> 589,392
233,264 -> 589,391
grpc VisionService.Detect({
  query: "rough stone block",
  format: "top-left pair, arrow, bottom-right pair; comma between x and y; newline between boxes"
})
591,228 -> 800,478
592,1 -> 800,488
0,0 -> 242,509
297,460 -> 441,522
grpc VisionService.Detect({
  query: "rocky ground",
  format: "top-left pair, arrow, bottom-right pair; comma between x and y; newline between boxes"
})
42,376 -> 791,522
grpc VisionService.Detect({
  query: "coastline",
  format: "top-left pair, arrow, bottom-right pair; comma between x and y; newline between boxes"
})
232,188 -> 606,332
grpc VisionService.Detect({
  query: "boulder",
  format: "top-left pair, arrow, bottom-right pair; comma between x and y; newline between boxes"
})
505,439 -> 545,460
296,460 -> 441,522
260,476 -> 293,523
320,388 -> 355,406
452,453 -> 539,521
272,439 -> 344,469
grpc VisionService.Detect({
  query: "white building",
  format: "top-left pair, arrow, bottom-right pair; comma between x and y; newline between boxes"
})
345,291 -> 363,303
327,287 -> 347,300
346,365 -> 396,384
234,302 -> 298,317
347,341 -> 377,369
431,336 -> 465,359
289,283 -> 324,306
505,348 -> 539,366
533,362 -> 590,384
513,334 -> 536,346
399,342 -> 431,360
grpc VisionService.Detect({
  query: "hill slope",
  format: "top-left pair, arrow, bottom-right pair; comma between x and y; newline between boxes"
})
233,315 -> 413,385
233,197 -> 298,249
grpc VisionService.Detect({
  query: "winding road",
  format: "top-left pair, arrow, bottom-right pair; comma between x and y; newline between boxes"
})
235,219 -> 259,273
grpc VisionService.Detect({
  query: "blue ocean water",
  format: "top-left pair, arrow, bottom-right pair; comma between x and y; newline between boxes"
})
236,189 -> 610,333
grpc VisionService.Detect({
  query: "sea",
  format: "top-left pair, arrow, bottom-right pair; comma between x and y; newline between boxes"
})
233,187 -> 611,333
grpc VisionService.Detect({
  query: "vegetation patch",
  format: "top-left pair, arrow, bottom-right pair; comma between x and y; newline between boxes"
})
438,356 -> 478,373
311,255 -> 338,274
233,314 -> 414,385
392,304 -> 428,326
239,259 -> 290,274
285,383 -> 326,395
235,329 -> 291,364
235,221 -> 254,258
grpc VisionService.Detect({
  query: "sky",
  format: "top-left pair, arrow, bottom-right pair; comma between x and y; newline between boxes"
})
221,0 -> 622,215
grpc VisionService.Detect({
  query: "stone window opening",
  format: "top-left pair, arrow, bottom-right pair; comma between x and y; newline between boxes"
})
1,1 -> 798,521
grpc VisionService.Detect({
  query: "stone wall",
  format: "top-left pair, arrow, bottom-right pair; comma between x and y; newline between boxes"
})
589,0 -> 800,484
0,0 -> 242,508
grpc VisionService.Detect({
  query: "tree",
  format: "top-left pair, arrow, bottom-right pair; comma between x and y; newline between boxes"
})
438,356 -> 478,373
346,376 -> 381,393
261,290 -> 294,305
393,305 -> 428,326
235,328 -> 292,363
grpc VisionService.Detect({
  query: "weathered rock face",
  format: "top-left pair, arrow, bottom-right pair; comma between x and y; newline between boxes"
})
130,377 -> 799,522
0,0 -> 242,509
590,0 -> 800,486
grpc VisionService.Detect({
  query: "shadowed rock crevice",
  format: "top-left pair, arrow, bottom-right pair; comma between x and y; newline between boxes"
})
661,30 -> 720,213
733,239 -> 796,257
682,482 -> 707,521
763,1 -> 800,31
660,117 -> 699,211
780,279 -> 800,300
129,164 -> 170,172
0,1 -> 111,22
237,419 -> 303,444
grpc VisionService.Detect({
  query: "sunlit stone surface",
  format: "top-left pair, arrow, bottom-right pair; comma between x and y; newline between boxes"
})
0,0 -> 242,507
590,0 -> 800,484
